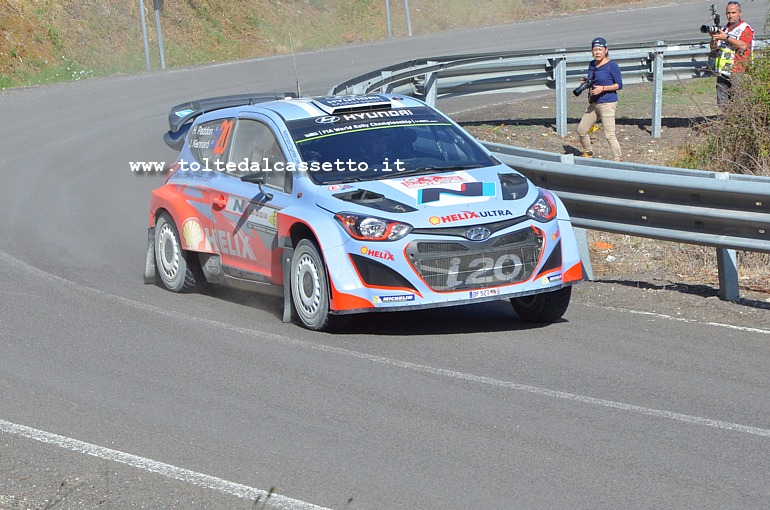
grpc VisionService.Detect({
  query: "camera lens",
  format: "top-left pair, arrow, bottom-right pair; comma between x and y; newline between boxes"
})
573,81 -> 588,96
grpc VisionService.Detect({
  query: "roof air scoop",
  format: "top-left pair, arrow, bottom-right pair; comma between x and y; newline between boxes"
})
313,95 -> 393,115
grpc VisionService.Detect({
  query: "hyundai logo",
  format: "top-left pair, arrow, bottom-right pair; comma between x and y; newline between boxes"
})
315,115 -> 340,124
465,227 -> 491,241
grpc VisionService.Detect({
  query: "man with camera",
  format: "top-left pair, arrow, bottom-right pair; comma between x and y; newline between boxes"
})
576,37 -> 623,161
707,1 -> 754,105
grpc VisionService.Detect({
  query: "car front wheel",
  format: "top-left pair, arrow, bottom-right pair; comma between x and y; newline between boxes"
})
291,240 -> 333,331
511,286 -> 572,323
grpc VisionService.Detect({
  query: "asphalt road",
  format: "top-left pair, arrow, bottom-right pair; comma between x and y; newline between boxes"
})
2,1 -> 769,508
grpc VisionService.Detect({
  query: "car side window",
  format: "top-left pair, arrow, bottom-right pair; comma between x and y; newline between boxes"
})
188,118 -> 234,167
230,119 -> 290,193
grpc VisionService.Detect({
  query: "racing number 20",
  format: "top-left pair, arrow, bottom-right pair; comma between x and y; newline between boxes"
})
446,254 -> 524,288
213,119 -> 234,155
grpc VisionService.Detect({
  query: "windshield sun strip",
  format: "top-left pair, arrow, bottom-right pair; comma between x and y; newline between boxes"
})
294,123 -> 453,145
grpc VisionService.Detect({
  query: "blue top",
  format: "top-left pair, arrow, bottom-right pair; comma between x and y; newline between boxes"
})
587,59 -> 622,103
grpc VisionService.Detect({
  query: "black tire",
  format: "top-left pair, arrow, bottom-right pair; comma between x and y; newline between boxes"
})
511,286 -> 572,323
154,212 -> 201,292
290,239 -> 336,331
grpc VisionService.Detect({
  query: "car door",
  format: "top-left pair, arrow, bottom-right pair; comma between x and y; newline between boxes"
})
210,116 -> 293,283
174,116 -> 233,252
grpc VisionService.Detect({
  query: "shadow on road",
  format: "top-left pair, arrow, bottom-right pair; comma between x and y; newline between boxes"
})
598,278 -> 770,311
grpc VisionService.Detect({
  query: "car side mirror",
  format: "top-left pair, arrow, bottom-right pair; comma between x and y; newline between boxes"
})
240,172 -> 266,185
240,173 -> 273,201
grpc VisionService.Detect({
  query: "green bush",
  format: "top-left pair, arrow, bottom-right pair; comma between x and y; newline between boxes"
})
679,49 -> 770,176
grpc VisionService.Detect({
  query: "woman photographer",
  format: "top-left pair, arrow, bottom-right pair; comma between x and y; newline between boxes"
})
576,37 -> 623,161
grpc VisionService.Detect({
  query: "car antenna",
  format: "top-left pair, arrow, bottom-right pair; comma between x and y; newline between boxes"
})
288,32 -> 301,97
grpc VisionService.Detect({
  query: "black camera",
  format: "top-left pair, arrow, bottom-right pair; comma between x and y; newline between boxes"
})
700,4 -> 721,34
700,25 -> 720,34
573,78 -> 593,97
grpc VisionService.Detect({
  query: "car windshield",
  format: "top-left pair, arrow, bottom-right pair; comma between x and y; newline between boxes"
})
287,107 -> 497,185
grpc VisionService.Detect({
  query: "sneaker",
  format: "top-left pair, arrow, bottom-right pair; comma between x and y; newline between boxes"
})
582,150 -> 593,158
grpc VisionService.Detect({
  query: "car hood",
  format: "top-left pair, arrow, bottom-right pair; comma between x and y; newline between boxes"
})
314,165 -> 536,227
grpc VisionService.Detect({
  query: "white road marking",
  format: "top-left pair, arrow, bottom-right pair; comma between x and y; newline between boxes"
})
2,246 -> 770,507
584,304 -> 770,335
0,419 -> 331,510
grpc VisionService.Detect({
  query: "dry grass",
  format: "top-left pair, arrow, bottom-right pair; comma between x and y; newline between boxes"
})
1,0 -> 667,88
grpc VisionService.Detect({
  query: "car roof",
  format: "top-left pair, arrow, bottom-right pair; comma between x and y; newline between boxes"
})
164,93 -> 431,150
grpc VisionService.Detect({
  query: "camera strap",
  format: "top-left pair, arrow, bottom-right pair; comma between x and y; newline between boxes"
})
588,69 -> 598,103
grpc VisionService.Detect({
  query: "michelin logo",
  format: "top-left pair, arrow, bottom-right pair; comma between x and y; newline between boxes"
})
373,294 -> 416,304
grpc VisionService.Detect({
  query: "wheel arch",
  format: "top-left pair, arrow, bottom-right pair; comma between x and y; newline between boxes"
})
287,221 -> 318,250
282,220 -> 360,318
285,220 -> 331,298
151,205 -> 171,225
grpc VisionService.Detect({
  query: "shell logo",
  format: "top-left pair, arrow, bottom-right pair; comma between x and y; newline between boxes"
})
182,218 -> 204,250
429,216 -> 441,225
361,246 -> 369,255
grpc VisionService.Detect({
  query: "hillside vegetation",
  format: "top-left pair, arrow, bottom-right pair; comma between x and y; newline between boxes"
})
1,0 -> 655,88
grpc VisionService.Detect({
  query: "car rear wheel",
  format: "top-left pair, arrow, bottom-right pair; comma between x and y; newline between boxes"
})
511,286 -> 572,323
154,212 -> 200,292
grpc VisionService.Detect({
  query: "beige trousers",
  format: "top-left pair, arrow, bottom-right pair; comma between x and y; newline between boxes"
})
577,101 -> 621,160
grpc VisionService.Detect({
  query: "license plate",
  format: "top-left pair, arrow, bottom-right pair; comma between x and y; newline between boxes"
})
470,288 -> 500,299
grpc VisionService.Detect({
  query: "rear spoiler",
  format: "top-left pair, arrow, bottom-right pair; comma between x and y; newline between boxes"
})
163,92 -> 297,151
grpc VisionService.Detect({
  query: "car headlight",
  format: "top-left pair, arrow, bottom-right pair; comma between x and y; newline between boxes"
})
335,213 -> 413,241
527,189 -> 557,222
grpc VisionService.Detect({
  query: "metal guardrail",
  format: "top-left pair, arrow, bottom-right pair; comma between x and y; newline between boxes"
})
329,37 -> 768,139
330,39 -> 770,301
484,143 -> 770,301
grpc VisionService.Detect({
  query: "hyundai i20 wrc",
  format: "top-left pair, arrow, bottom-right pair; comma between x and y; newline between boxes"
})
145,93 -> 583,331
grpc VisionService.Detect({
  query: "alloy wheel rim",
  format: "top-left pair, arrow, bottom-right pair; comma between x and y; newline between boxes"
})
158,224 -> 180,280
295,254 -> 321,316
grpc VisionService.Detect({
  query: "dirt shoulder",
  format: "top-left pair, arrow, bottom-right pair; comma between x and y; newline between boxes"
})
457,80 -> 770,330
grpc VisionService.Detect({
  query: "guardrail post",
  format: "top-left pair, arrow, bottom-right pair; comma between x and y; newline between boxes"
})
380,70 -> 394,93
424,61 -> 438,107
717,248 -> 740,301
560,154 -> 594,280
553,50 -> 567,137
713,172 -> 740,301
650,41 -> 664,138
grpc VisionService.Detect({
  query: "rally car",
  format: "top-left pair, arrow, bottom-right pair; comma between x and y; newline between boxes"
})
145,93 -> 583,331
